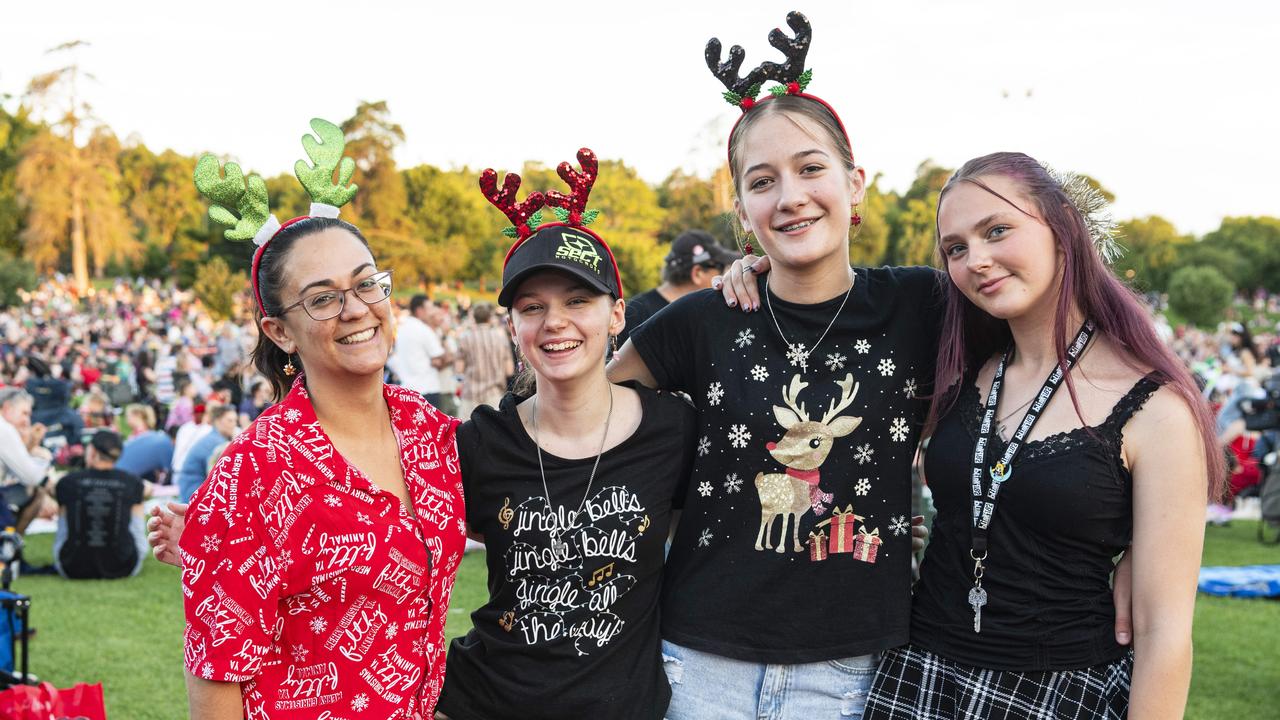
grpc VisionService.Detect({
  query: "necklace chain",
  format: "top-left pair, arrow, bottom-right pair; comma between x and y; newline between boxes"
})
764,271 -> 855,370
531,385 -> 614,551
993,339 -> 1097,433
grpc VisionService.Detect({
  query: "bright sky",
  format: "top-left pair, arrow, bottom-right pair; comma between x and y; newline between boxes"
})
2,0 -> 1275,235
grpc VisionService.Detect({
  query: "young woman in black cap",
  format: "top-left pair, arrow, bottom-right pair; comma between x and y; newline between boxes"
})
432,150 -> 698,719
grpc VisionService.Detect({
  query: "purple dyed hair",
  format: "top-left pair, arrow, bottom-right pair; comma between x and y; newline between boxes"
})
930,152 -> 1224,500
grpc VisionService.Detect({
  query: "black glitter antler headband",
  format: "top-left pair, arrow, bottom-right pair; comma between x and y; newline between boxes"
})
706,11 -> 814,111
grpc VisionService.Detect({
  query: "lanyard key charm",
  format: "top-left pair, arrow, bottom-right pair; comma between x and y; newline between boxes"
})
968,585 -> 988,633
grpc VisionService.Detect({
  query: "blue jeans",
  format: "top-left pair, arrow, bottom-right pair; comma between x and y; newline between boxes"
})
662,639 -> 878,720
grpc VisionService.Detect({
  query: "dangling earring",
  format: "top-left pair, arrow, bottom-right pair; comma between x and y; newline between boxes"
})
514,344 -> 525,373
282,355 -> 297,377
851,204 -> 862,227
610,334 -> 618,355
743,230 -> 756,256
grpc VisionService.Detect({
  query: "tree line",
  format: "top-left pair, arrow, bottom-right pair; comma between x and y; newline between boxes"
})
1,56 -> 1276,325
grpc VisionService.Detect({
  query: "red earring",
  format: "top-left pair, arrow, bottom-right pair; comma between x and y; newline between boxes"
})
851,204 -> 862,227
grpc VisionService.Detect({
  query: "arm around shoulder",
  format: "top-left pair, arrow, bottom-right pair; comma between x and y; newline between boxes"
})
607,340 -> 657,388
1124,387 -> 1208,720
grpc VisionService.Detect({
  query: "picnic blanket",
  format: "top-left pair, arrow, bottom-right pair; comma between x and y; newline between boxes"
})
1198,564 -> 1280,598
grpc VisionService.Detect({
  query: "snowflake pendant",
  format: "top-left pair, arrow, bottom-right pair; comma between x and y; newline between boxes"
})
786,343 -> 809,370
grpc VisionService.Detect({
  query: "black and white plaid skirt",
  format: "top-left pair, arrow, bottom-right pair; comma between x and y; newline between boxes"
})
864,644 -> 1132,720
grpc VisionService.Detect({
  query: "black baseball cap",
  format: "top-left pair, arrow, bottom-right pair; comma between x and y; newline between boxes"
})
665,229 -> 738,269
89,429 -> 123,460
498,225 -> 622,308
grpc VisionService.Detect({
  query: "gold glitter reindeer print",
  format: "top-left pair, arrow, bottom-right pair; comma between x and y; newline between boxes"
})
754,374 -> 861,553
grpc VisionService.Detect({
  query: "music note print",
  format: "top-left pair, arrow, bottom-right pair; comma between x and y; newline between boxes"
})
587,562 -> 615,587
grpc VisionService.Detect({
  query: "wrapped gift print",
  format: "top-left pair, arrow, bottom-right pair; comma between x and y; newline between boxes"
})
853,527 -> 882,563
826,505 -> 862,555
808,530 -> 828,561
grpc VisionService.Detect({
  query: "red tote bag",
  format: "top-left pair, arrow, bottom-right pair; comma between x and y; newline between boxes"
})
0,682 -> 107,720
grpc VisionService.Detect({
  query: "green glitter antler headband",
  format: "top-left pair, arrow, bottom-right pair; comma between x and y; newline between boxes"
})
193,118 -> 361,316
193,117 -> 360,245
193,156 -> 278,245
294,118 -> 358,216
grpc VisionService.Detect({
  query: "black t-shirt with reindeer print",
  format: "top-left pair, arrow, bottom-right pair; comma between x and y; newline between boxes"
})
631,266 -> 945,663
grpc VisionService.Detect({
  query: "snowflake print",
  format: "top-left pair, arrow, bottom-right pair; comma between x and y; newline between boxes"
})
385,622 -> 399,639
735,329 -> 755,348
890,515 -> 910,537
903,378 -> 918,397
200,661 -> 214,679
278,549 -> 294,569
698,481 -> 714,497
248,479 -> 263,498
750,364 -> 769,382
413,409 -> 427,425
309,617 -> 328,634
855,338 -> 871,354
290,644 -> 309,663
284,408 -> 301,423
412,636 -> 428,656
697,436 -> 711,456
356,512 -> 372,525
707,382 -> 725,406
878,358 -> 896,376
728,424 -> 752,449
698,528 -> 714,547
855,478 -> 871,496
826,352 -> 847,371
890,417 -> 909,442
324,494 -> 342,508
724,473 -> 743,493
855,444 -> 875,465
786,342 -> 809,368
352,693 -> 370,712
201,535 -> 220,554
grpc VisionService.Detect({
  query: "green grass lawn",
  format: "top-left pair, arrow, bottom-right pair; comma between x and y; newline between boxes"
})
13,524 -> 1279,719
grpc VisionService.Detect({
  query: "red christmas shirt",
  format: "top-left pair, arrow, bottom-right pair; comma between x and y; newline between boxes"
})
180,376 -> 465,719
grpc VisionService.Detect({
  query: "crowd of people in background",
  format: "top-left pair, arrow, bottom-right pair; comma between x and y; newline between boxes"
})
0,257 -> 1276,581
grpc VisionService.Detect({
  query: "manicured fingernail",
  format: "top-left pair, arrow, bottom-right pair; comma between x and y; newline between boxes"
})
1117,632 -> 1130,643
727,299 -> 736,307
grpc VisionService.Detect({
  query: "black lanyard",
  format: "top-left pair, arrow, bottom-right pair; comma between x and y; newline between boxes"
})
966,320 -> 1095,633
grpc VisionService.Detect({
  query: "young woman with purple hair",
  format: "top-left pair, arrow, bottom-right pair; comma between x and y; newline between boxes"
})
852,152 -> 1219,718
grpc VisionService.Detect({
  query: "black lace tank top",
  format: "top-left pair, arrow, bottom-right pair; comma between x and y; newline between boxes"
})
909,373 -> 1162,671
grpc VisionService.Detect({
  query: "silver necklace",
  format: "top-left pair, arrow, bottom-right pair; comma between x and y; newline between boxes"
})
531,385 -> 614,569
764,271 -> 856,372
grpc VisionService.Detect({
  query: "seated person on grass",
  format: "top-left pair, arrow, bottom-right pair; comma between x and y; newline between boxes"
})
116,404 -> 173,484
54,429 -> 150,579
0,387 -> 53,532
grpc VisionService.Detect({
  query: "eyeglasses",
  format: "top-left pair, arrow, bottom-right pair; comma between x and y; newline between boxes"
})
277,270 -> 394,321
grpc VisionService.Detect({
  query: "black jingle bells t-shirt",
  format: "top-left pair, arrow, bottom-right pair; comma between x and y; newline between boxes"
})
437,383 -> 696,720
631,266 -> 945,663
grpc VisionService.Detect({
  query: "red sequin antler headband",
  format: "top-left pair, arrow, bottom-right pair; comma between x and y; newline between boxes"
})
479,170 -> 546,242
545,149 -> 601,227
482,148 -> 623,297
